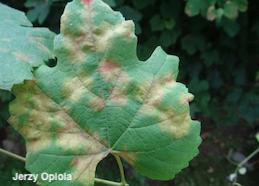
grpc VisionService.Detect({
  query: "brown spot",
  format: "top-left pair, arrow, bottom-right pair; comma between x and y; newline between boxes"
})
98,60 -> 121,81
71,157 -> 80,166
90,97 -> 105,111
110,94 -> 124,101
117,152 -> 136,165
163,74 -> 174,83
99,60 -> 119,73
15,52 -> 29,62
109,87 -> 128,104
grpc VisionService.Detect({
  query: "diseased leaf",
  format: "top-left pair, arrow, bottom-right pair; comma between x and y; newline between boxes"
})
9,0 -> 201,185
150,15 -> 165,32
0,3 -> 55,91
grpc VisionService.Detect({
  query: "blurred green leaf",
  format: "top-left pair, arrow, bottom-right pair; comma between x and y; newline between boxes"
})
224,1 -> 239,20
221,18 -> 240,37
181,34 -> 206,55
185,0 -> 209,17
132,0 -> 155,10
150,15 -> 164,32
118,6 -> 142,22
234,0 -> 248,12
25,0 -> 52,24
103,0 -> 116,7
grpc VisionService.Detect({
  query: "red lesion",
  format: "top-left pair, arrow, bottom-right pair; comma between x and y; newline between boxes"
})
82,0 -> 92,5
99,60 -> 119,73
71,157 -> 80,166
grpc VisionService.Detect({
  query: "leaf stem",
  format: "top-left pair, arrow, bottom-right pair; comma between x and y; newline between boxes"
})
114,154 -> 127,186
0,147 -> 26,162
95,178 -> 128,186
0,147 -> 128,186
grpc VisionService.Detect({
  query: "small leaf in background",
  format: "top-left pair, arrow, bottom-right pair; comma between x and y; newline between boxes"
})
185,0 -> 208,17
132,0 -> 155,10
118,5 -> 142,34
215,8 -> 224,21
103,0 -> 116,7
160,1 -> 179,19
220,17 -> 240,37
164,19 -> 176,30
207,5 -> 216,21
239,92 -> 259,124
118,6 -> 142,22
188,78 -> 210,114
208,70 -> 223,90
224,1 -> 239,20
0,90 -> 12,102
226,88 -> 242,103
181,34 -> 206,55
25,0 -> 52,24
231,151 -> 246,163
159,29 -> 180,48
201,50 -> 220,67
256,133 -> 259,143
234,0 -> 248,12
150,15 -> 164,32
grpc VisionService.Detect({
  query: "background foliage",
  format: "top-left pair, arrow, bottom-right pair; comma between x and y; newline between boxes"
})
0,0 -> 258,185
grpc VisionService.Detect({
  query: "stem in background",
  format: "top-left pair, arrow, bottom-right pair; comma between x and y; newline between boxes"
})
233,147 -> 259,185
0,147 -> 26,162
0,147 -> 128,186
114,154 -> 127,186
237,147 -> 259,168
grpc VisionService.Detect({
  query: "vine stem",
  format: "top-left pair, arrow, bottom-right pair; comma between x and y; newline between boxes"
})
233,147 -> 259,185
0,147 -> 26,162
0,147 -> 128,186
113,154 -> 128,186
95,178 -> 128,186
237,147 -> 259,168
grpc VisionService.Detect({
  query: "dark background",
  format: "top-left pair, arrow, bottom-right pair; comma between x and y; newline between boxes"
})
0,0 -> 258,185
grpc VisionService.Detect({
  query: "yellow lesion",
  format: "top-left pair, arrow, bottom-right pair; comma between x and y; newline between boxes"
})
98,60 -> 121,81
15,52 -> 29,62
180,93 -> 194,104
10,81 -> 109,159
90,97 -> 105,111
147,80 -> 177,107
29,36 -> 53,56
95,21 -> 135,52
139,79 -> 192,139
159,112 -> 191,139
70,152 -> 108,185
63,77 -> 86,102
0,48 -> 8,53
115,151 -> 137,165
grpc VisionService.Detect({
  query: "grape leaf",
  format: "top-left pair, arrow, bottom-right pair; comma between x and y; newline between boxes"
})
0,3 -> 55,91
9,0 -> 201,185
